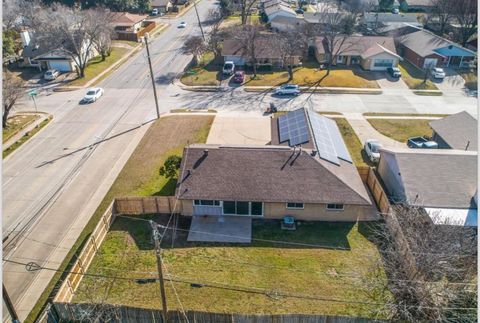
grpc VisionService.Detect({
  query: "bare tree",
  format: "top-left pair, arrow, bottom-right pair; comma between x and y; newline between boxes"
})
206,8 -> 228,58
275,29 -> 307,81
29,4 -> 113,77
233,24 -> 267,78
182,36 -> 207,65
451,0 -> 477,47
364,205 -> 477,321
428,0 -> 455,35
92,8 -> 115,61
238,0 -> 257,25
2,72 -> 24,128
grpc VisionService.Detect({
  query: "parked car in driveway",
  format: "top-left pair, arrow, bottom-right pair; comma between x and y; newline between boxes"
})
430,67 -> 445,79
222,61 -> 235,75
151,8 -> 159,15
295,8 -> 304,14
233,71 -> 245,83
364,139 -> 383,163
44,69 -> 60,80
82,87 -> 104,103
387,67 -> 401,78
274,84 -> 300,96
407,136 -> 438,149
178,21 -> 187,28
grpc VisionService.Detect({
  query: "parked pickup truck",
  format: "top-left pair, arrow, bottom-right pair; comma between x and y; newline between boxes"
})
407,137 -> 438,149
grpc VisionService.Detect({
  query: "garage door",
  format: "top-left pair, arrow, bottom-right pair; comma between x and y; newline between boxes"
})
372,59 -> 394,70
423,58 -> 438,69
49,60 -> 73,72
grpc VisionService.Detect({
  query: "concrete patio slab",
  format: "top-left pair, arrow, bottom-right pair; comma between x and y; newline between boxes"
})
188,216 -> 252,243
207,113 -> 271,145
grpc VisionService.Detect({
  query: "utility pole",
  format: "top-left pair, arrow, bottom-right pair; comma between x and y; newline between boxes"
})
144,33 -> 161,119
3,284 -> 20,323
150,221 -> 169,323
193,0 -> 205,41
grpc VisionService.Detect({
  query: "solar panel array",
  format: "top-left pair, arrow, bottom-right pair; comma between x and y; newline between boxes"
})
306,110 -> 353,165
278,109 -> 309,146
277,108 -> 353,165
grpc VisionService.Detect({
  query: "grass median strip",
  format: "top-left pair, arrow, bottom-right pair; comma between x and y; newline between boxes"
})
26,115 -> 214,323
334,118 -> 372,167
3,114 -> 40,143
3,116 -> 52,159
367,119 -> 434,143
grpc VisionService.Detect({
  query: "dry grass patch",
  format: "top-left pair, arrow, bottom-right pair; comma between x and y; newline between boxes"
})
334,118 -> 373,167
398,61 -> 438,90
367,119 -> 433,143
3,114 -> 40,143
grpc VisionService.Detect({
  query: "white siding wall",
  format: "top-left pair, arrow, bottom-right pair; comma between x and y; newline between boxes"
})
366,52 -> 399,71
377,152 -> 406,203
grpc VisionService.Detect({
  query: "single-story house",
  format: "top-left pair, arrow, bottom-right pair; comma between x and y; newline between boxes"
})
362,13 -> 422,35
151,0 -> 172,13
429,111 -> 477,151
303,12 -> 346,26
396,29 -> 477,69
270,15 -> 305,32
314,35 -> 402,70
20,30 -> 96,72
176,108 -> 377,227
265,4 -> 297,22
221,37 -> 302,67
399,0 -> 433,11
377,148 -> 477,227
111,12 -> 148,34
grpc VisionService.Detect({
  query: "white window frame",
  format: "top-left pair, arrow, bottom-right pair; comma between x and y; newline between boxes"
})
286,202 -> 304,209
326,203 -> 344,211
336,55 -> 344,63
193,200 -> 221,207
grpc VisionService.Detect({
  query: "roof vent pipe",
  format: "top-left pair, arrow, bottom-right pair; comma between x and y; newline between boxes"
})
204,149 -> 209,156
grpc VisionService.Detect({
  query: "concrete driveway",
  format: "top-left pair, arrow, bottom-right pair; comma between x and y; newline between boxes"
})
375,71 -> 409,90
432,68 -> 466,93
207,112 -> 271,145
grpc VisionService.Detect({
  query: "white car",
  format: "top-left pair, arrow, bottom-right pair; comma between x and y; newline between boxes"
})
151,8 -> 159,15
82,87 -> 104,103
430,67 -> 446,79
274,84 -> 300,96
222,61 -> 235,75
364,139 -> 383,163
44,69 -> 60,81
178,21 -> 187,28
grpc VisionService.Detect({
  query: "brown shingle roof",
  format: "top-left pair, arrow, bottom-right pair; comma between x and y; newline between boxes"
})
222,36 -> 301,59
176,145 -> 371,205
315,35 -> 399,59
429,111 -> 477,151
111,12 -> 148,26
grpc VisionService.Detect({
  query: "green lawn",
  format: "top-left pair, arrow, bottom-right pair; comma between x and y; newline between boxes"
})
3,114 -> 39,143
69,46 -> 131,86
3,116 -> 52,158
398,61 -> 438,90
73,217 -> 390,318
335,118 -> 373,167
458,69 -> 478,91
26,115 -> 214,322
367,119 -> 434,143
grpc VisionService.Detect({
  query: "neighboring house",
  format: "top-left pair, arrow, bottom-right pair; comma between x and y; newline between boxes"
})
270,15 -> 305,32
303,12 -> 346,26
221,37 -> 302,67
314,35 -> 402,70
265,4 -> 297,22
429,111 -> 477,151
20,30 -> 96,72
396,29 -> 477,69
111,12 -> 155,42
377,148 -> 477,227
361,13 -> 422,35
176,108 -> 377,228
399,0 -> 433,11
151,0 -> 172,13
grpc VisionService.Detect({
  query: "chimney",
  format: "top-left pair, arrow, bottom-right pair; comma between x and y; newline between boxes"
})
311,150 -> 317,156
20,30 -> 31,47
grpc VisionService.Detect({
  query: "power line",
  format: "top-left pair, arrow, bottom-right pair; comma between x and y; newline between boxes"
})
4,258 -> 476,312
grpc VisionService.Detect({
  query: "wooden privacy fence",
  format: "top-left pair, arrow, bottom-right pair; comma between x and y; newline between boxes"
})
357,166 -> 390,214
114,196 -> 180,214
116,21 -> 156,42
54,202 -> 116,303
51,302 -> 383,323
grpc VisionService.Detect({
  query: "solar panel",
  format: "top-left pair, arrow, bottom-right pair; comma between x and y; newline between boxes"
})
323,117 -> 353,163
277,109 -> 309,146
308,112 -> 339,165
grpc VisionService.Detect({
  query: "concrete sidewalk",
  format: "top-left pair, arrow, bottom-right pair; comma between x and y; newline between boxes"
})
3,113 -> 51,151
344,113 -> 406,149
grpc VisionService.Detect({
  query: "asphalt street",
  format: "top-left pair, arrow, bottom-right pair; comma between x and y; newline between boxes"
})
3,1 -> 478,320
2,0 -> 216,320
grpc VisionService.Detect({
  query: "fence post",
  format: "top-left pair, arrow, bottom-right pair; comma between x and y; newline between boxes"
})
155,197 -> 160,214
167,197 -> 172,214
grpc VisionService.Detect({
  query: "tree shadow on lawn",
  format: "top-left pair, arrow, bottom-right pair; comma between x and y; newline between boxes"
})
109,215 -> 355,251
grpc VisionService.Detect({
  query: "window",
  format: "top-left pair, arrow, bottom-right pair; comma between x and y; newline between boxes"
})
251,202 -> 263,216
286,202 -> 304,209
336,55 -> 344,63
326,204 -> 344,210
223,201 -> 236,214
236,201 -> 249,215
194,200 -> 220,206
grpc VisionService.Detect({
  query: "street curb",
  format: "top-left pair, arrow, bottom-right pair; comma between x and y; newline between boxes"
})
2,112 -> 48,144
243,87 -> 384,95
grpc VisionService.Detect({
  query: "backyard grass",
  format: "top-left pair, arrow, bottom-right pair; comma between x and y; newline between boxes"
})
458,69 -> 478,91
3,114 -> 39,143
335,118 -> 372,167
398,61 -> 438,90
69,46 -> 131,86
25,115 -> 214,323
3,116 -> 52,159
73,216 -> 390,318
180,52 -> 221,86
367,119 -> 434,143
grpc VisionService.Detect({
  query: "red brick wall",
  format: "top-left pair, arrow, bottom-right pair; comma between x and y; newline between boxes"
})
400,45 -> 444,69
